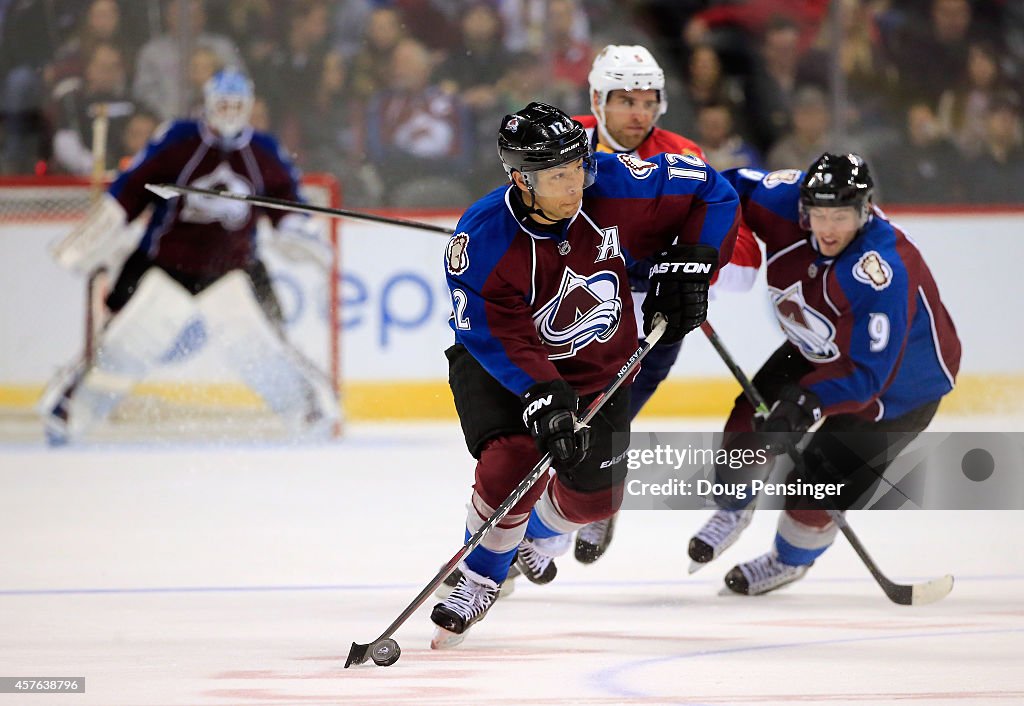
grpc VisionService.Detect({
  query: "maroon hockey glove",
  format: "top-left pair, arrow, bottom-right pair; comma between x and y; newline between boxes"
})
521,379 -> 590,471
757,384 -> 822,454
642,244 -> 718,345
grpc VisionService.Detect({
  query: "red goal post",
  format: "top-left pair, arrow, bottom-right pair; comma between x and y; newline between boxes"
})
0,173 -> 342,440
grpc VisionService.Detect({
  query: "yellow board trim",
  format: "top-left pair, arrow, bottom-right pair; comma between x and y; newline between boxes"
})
2,375 -> 1021,420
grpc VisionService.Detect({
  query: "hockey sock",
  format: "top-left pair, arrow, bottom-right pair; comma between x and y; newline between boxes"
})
774,511 -> 837,565
463,528 -> 518,583
525,508 -> 561,539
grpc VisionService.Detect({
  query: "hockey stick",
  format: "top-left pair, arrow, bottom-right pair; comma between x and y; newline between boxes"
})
144,183 -> 453,234
85,103 -> 111,364
698,320 -> 953,606
344,316 -> 668,668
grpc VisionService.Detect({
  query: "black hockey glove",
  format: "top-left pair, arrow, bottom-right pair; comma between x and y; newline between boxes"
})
642,244 -> 719,345
521,379 -> 590,471
757,384 -> 823,454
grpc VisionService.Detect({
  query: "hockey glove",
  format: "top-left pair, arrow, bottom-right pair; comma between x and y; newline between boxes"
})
642,244 -> 718,345
521,379 -> 590,471
270,213 -> 333,270
757,384 -> 822,454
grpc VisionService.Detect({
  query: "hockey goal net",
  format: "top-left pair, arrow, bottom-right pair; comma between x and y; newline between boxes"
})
0,173 -> 342,442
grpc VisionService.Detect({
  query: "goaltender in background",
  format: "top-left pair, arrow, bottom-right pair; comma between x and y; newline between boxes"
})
623,444 -> 845,501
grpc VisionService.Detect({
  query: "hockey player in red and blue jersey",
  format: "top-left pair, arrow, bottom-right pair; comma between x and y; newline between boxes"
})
570,44 -> 763,564
430,102 -> 740,648
686,154 -> 961,596
42,69 -> 338,443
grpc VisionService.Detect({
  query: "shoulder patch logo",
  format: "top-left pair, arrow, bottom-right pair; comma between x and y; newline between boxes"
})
853,250 -> 893,290
763,169 -> 802,188
446,231 -> 470,275
616,153 -> 659,180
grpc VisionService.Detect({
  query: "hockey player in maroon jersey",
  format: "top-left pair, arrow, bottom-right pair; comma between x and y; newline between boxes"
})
687,154 -> 961,595
568,44 -> 763,564
42,69 -> 339,444
429,102 -> 740,648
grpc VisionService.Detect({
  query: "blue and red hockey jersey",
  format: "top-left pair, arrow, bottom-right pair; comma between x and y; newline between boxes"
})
723,167 -> 961,420
574,113 -> 762,293
109,120 -> 303,278
445,151 -> 740,397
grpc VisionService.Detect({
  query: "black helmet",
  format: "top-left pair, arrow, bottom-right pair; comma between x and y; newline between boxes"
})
497,102 -> 593,181
800,153 -> 874,214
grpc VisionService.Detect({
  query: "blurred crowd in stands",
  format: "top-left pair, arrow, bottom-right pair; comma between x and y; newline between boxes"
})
2,0 -> 1023,206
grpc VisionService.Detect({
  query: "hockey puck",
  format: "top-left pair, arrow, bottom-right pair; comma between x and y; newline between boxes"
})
370,638 -> 401,666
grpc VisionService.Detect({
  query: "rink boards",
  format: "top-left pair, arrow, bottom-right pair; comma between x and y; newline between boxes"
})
1,206 -> 1023,420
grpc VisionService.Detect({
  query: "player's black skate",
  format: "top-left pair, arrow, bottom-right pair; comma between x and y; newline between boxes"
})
514,534 -> 570,585
724,551 -> 811,595
430,566 -> 500,649
435,563 -> 519,599
574,513 -> 617,564
687,507 -> 754,573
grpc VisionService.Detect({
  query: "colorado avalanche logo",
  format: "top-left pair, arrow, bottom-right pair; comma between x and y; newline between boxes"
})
616,153 -> 659,180
853,251 -> 893,291
505,116 -> 520,133
179,162 -> 253,229
534,267 -> 622,359
446,231 -> 470,275
770,281 -> 840,362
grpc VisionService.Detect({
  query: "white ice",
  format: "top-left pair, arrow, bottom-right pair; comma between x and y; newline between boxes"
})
1,417 -> 1022,705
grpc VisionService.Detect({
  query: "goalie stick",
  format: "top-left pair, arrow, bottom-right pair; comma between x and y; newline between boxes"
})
344,315 -> 668,668
698,320 -> 954,606
86,103 -> 110,364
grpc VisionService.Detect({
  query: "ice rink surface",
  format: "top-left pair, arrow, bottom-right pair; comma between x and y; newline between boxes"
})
2,417 -> 1023,705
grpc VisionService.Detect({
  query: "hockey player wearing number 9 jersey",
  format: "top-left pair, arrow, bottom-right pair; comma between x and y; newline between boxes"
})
686,154 -> 962,596
430,102 -> 740,648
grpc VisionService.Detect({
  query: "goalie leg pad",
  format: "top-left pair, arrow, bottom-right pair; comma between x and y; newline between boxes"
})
63,268 -> 199,437
197,270 -> 339,433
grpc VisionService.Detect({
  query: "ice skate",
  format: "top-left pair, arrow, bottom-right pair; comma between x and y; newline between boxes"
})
429,566 -> 500,649
687,506 -> 754,573
435,563 -> 518,599
724,551 -> 811,595
515,533 -> 571,585
574,513 -> 617,564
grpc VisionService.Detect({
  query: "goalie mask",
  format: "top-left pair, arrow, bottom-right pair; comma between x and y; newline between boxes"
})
588,45 -> 667,151
204,69 -> 254,138
497,102 -> 595,198
799,153 -> 875,230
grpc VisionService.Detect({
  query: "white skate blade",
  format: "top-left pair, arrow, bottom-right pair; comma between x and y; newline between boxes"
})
430,626 -> 466,650
688,559 -> 710,575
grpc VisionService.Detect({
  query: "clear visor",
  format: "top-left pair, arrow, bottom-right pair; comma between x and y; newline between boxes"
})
798,201 -> 868,231
206,95 -> 253,137
521,156 -> 597,198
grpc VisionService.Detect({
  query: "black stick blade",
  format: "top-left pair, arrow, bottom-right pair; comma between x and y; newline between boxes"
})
344,641 -> 370,668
